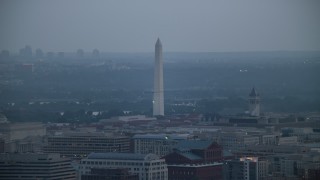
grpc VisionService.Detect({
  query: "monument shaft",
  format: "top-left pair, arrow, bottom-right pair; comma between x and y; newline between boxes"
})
153,38 -> 164,116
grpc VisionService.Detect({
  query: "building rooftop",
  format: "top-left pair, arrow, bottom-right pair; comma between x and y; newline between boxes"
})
223,150 -> 234,157
175,140 -> 215,150
132,134 -> 189,140
178,152 -> 202,160
0,153 -> 62,162
50,132 -> 127,138
87,153 -> 160,161
167,162 -> 223,168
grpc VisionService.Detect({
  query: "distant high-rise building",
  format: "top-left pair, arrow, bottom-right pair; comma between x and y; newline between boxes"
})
58,52 -> 65,58
46,52 -> 54,59
77,49 -> 85,58
249,87 -> 260,116
153,38 -> 164,116
19,45 -> 32,58
92,49 -> 100,58
0,50 -> 10,59
35,48 -> 44,58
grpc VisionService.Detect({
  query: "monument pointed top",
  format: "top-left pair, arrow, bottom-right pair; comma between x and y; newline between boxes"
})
156,38 -> 162,46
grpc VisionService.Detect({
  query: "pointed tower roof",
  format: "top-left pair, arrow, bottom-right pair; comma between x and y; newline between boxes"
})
155,38 -> 162,46
249,87 -> 259,97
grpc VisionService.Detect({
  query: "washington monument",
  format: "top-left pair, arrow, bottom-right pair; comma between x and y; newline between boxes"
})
153,38 -> 164,116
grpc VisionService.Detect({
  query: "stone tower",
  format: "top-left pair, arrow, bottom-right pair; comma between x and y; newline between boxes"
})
249,87 -> 260,116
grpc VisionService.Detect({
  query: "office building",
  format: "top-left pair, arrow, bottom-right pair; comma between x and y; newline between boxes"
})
79,152 -> 168,180
132,134 -> 191,157
220,132 -> 260,151
43,132 -> 130,159
224,157 -> 269,180
81,168 -> 139,180
0,153 -> 76,180
0,122 -> 45,142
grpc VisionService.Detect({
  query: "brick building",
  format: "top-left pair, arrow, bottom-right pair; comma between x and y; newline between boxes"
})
163,140 -> 223,180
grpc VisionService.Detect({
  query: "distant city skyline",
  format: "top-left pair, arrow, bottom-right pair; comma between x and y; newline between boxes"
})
1,0 -> 320,52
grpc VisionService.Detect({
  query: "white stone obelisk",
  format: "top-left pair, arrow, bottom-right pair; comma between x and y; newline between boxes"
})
153,38 -> 164,116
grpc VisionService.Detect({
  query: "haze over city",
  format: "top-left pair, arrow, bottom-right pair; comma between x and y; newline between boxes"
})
0,1 -> 320,180
1,0 -> 320,52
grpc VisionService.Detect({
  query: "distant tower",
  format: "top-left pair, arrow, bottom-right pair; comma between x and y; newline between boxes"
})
249,87 -> 260,116
153,38 -> 164,116
35,48 -> 44,59
92,49 -> 100,58
76,49 -> 84,58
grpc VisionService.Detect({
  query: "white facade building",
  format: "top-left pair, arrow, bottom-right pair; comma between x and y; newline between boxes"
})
220,132 -> 260,151
260,134 -> 278,145
79,152 -> 168,180
0,153 -> 76,180
133,134 -> 190,157
278,136 -> 298,145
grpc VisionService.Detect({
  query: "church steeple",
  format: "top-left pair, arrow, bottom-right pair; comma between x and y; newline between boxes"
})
249,87 -> 259,97
249,87 -> 260,116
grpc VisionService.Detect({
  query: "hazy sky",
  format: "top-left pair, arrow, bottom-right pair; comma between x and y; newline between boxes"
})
1,0 -> 319,52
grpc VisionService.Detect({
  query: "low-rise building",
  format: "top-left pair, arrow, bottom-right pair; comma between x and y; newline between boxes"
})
267,152 -> 320,179
0,122 -> 45,142
132,134 -> 191,157
43,132 -> 130,159
81,168 -> 139,180
220,132 -> 260,151
278,136 -> 298,145
260,134 -> 279,145
79,152 -> 168,180
235,145 -> 310,157
0,153 -> 76,180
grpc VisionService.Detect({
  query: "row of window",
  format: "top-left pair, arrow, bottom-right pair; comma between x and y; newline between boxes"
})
81,160 -> 166,167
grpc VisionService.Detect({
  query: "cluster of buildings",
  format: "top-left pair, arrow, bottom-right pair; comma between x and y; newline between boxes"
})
0,39 -> 319,180
4,45 -> 101,60
0,115 -> 319,179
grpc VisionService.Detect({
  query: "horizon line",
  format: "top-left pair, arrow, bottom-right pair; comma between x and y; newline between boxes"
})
4,50 -> 320,54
